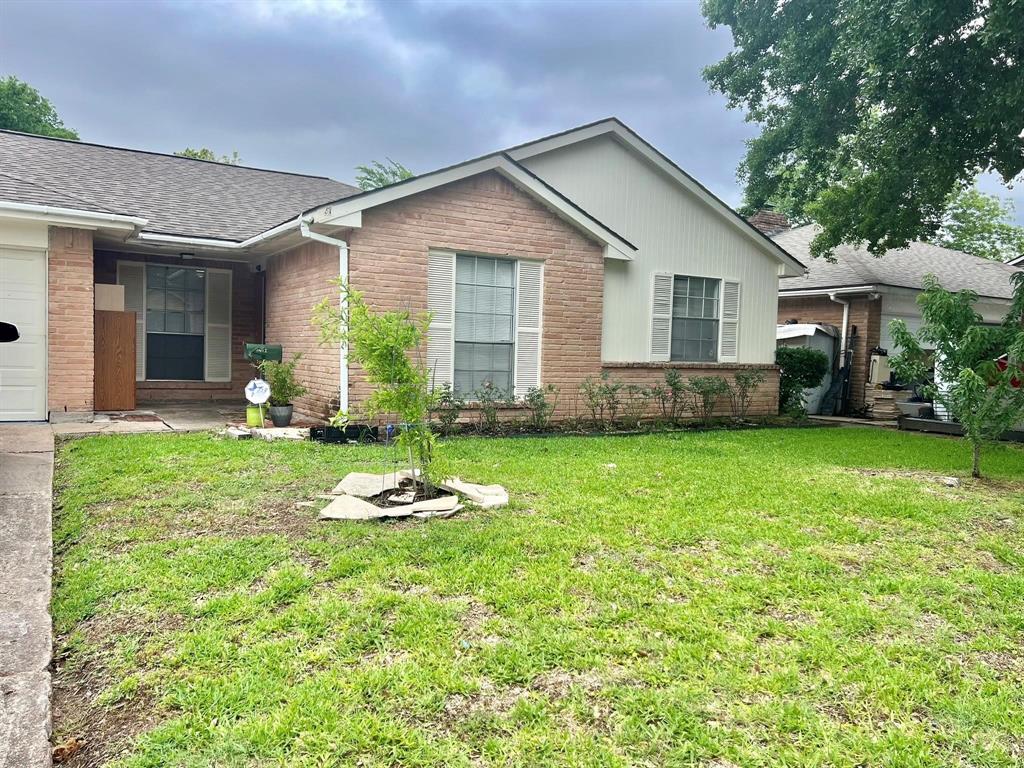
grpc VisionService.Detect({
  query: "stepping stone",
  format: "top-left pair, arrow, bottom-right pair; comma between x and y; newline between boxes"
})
411,494 -> 460,512
413,504 -> 464,519
318,494 -> 388,520
333,469 -> 417,497
441,478 -> 509,509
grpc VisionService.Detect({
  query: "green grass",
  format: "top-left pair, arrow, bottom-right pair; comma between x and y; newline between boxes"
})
52,427 -> 1024,767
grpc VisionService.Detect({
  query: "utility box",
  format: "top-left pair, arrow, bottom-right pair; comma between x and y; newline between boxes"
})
244,343 -> 283,364
869,352 -> 891,385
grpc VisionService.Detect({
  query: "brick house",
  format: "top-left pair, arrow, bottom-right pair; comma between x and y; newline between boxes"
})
0,119 -> 804,423
773,224 -> 1021,413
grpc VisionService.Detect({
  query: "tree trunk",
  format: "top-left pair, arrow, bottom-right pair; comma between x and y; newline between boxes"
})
972,441 -> 981,479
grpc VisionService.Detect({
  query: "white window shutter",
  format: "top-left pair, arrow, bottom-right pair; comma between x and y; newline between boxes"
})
719,280 -> 740,362
204,269 -> 232,382
117,262 -> 146,381
427,250 -> 456,390
514,260 -> 543,397
650,272 -> 674,362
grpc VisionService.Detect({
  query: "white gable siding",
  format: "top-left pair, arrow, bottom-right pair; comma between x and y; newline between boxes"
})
520,135 -> 780,364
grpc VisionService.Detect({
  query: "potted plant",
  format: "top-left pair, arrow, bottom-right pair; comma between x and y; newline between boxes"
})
260,354 -> 307,427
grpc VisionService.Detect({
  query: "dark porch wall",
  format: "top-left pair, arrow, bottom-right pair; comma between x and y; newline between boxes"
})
777,294 -> 881,410
94,251 -> 263,403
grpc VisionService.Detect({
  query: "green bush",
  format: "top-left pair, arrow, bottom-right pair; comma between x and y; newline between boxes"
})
651,369 -> 687,424
260,354 -> 307,407
524,384 -> 559,430
776,347 -> 829,416
729,368 -> 767,421
431,383 -> 464,436
687,376 -> 730,427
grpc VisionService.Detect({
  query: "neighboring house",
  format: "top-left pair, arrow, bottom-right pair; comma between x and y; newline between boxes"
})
773,224 -> 1022,411
0,118 -> 803,423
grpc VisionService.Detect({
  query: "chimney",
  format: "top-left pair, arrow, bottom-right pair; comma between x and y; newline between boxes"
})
747,206 -> 791,236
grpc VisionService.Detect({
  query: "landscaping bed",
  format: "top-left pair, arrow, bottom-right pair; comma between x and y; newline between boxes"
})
51,428 -> 1024,766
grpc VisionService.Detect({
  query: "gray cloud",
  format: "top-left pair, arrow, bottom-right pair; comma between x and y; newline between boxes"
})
2,0 -> 1019,223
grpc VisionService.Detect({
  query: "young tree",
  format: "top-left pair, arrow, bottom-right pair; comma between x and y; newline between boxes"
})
0,76 -> 78,139
174,147 -> 241,165
702,1 -> 1024,259
355,158 -> 413,190
934,187 -> 1024,263
889,273 -> 1024,478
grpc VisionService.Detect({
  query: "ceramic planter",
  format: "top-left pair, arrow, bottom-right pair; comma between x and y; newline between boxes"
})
269,405 -> 294,427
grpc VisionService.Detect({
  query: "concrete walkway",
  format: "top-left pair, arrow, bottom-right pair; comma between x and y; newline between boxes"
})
0,425 -> 54,768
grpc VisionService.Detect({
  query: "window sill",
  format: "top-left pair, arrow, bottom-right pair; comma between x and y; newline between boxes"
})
603,361 -> 779,370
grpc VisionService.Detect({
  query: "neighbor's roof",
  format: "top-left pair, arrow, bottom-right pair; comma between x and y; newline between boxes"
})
0,130 -> 359,241
776,224 -> 1021,300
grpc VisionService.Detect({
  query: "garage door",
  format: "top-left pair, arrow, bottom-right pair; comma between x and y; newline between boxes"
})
0,246 -> 47,421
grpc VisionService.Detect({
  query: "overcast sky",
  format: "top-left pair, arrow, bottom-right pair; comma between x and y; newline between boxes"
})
1,0 -> 1021,222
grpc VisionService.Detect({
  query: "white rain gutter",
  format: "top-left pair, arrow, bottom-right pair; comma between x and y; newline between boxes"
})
134,215 -> 303,250
0,200 -> 147,232
298,220 -> 349,413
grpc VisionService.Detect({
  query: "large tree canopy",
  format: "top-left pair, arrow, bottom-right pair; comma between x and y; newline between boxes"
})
355,159 -> 413,191
0,75 -> 78,139
174,147 -> 241,165
935,186 -> 1024,262
702,0 -> 1024,258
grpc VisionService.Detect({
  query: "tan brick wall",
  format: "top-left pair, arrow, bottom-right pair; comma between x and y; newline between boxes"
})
264,240 -> 340,419
48,226 -> 94,415
599,363 -> 780,419
345,171 -> 605,419
777,294 -> 882,409
94,251 -> 264,403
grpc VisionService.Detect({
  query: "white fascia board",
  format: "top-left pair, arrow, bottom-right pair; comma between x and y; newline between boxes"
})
0,200 -> 147,233
305,155 -> 636,261
507,120 -> 805,276
778,284 -> 879,298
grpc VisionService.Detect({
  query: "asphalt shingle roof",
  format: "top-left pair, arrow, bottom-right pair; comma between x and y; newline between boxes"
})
0,130 -> 360,241
775,224 -> 1021,300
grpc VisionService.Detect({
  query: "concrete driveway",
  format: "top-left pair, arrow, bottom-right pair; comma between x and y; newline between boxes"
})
0,425 -> 54,768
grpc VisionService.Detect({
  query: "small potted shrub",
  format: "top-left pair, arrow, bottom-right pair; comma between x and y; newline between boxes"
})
260,354 -> 307,427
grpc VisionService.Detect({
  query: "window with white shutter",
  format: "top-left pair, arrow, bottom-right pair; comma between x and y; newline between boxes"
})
116,262 -> 146,381
427,250 -> 456,390
513,259 -> 543,397
649,272 -> 674,361
718,280 -> 741,362
453,254 -> 516,396
204,269 -> 232,382
671,276 -> 720,362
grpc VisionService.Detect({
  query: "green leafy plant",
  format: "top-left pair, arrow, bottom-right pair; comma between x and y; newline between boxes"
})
259,354 -> 308,407
729,369 -> 767,422
650,369 -> 687,425
686,376 -> 730,427
620,384 -> 651,430
431,383 -> 465,437
776,347 -> 830,417
355,158 -> 413,190
890,273 -> 1024,477
313,280 -> 442,494
524,384 -> 559,430
473,381 -> 511,434
579,372 -> 623,428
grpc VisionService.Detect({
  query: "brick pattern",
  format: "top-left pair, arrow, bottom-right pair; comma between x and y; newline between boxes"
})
48,226 -> 94,415
777,295 -> 882,409
345,171 -> 605,418
94,251 -> 264,403
599,363 -> 780,419
264,240 -> 340,418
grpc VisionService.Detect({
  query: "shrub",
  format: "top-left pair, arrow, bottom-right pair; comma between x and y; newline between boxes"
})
579,372 -> 623,427
651,369 -> 687,424
728,368 -> 767,421
260,354 -> 308,407
474,381 -> 511,433
431,383 -> 464,436
776,346 -> 829,416
620,384 -> 651,429
687,376 -> 730,427
524,384 -> 559,430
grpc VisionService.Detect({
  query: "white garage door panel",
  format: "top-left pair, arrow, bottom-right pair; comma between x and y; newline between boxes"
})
0,246 -> 47,421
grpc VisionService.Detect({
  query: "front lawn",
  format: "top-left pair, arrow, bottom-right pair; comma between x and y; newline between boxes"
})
52,428 -> 1024,767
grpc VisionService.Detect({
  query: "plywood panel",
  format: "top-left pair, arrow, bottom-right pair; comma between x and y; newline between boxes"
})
94,310 -> 136,411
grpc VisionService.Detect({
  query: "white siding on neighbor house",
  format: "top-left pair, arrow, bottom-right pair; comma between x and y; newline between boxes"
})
879,289 -> 1011,352
520,135 -> 782,364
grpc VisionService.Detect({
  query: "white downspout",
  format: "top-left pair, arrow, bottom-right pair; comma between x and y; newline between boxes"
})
298,221 -> 349,413
828,292 -> 850,361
